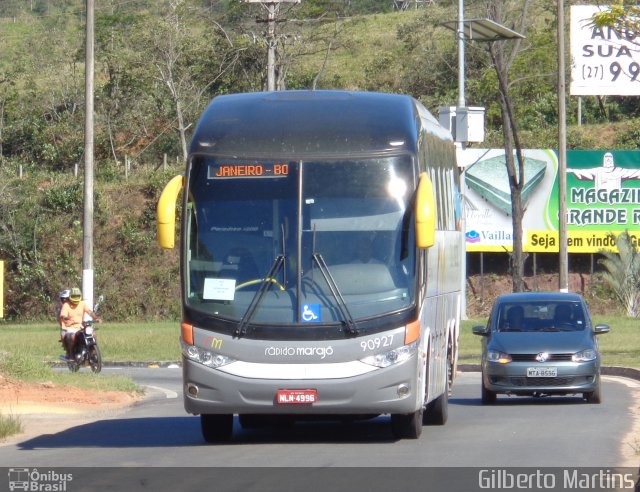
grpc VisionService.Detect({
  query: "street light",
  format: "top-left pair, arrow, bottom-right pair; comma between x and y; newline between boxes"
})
440,17 -> 525,143
443,17 -> 526,41
441,14 -> 525,316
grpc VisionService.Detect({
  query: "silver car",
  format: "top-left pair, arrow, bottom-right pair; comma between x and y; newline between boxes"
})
473,292 -> 609,404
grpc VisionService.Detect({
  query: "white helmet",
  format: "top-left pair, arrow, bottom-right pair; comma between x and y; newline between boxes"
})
59,289 -> 71,301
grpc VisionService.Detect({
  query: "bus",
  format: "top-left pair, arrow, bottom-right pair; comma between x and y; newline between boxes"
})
157,90 -> 463,442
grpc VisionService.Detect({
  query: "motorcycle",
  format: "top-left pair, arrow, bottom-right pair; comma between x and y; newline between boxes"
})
63,296 -> 103,373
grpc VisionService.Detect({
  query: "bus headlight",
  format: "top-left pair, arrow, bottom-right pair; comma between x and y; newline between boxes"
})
360,341 -> 418,368
180,339 -> 235,368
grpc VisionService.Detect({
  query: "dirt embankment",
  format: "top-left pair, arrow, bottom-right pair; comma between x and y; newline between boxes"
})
466,272 -> 615,318
0,374 -> 139,415
0,373 -> 141,444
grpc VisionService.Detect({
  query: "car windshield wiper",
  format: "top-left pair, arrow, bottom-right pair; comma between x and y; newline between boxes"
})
235,254 -> 285,337
311,252 -> 358,336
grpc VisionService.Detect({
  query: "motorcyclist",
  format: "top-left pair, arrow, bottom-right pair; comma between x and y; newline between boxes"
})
56,289 -> 70,350
57,289 -> 70,319
59,287 -> 101,361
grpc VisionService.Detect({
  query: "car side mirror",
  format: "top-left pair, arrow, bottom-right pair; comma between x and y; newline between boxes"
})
593,324 -> 610,334
472,325 -> 489,336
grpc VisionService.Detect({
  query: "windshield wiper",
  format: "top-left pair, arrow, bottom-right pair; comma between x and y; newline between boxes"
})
311,252 -> 358,336
235,254 -> 285,337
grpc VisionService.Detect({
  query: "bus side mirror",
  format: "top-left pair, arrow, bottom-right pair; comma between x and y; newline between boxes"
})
415,172 -> 436,249
157,175 -> 184,249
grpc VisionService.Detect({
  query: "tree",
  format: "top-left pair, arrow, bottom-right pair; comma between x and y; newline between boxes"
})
592,4 -> 640,32
484,0 -> 532,292
598,232 -> 640,318
130,1 -> 241,163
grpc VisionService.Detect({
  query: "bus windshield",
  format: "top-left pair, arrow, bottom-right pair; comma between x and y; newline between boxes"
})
185,155 -> 416,327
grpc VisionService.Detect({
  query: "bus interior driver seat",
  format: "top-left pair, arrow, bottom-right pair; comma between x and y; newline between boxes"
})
219,247 -> 259,284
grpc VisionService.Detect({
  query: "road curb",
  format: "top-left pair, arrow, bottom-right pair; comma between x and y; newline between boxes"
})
601,365 -> 640,381
50,360 -> 181,369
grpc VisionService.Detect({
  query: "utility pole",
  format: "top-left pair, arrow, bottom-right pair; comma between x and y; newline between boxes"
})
267,3 -> 277,91
457,0 -> 465,110
83,0 -> 95,309
557,0 -> 569,292
242,0 -> 300,91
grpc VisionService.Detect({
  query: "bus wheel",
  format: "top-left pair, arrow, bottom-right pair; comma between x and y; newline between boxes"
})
201,414 -> 233,443
238,414 -> 265,429
390,408 -> 423,439
424,364 -> 449,425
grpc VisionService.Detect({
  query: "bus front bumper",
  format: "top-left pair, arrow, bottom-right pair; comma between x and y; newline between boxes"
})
182,356 -> 421,416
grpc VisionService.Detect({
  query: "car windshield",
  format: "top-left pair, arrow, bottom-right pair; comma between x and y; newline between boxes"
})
495,301 -> 586,332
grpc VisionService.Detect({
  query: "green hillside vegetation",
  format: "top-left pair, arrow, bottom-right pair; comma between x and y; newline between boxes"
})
0,0 -> 639,321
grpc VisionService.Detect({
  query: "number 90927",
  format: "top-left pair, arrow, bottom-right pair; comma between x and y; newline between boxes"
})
360,335 -> 394,352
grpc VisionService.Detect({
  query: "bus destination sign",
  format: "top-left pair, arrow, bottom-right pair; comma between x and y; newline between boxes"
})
209,163 -> 290,179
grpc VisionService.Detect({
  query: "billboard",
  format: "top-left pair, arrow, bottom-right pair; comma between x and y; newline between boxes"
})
460,149 -> 640,253
570,4 -> 640,96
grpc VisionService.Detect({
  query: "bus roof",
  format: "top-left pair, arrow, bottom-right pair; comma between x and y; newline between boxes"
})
189,90 -> 450,158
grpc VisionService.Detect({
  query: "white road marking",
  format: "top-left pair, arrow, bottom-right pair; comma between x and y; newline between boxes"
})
145,385 -> 178,399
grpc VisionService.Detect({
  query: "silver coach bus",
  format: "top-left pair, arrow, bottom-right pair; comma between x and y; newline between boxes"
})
157,90 -> 463,442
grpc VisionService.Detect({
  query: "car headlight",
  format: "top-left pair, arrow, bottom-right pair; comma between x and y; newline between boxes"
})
572,348 -> 597,362
360,340 -> 419,368
180,339 -> 235,368
487,350 -> 512,364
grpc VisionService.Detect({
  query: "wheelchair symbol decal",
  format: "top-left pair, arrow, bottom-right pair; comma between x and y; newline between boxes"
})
301,304 -> 321,322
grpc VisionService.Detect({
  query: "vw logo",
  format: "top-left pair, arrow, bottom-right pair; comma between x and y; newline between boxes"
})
536,352 -> 550,362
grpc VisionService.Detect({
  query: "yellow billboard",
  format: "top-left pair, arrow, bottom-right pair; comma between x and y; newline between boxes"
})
461,149 -> 640,253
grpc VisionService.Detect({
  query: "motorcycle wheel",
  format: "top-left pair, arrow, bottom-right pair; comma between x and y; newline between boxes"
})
89,345 -> 102,374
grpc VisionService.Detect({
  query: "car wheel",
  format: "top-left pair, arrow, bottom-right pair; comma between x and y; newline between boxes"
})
584,376 -> 602,404
481,383 -> 497,405
201,414 -> 233,443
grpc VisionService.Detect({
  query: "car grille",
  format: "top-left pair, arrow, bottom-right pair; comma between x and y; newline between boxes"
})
510,353 -> 574,362
492,376 -> 593,387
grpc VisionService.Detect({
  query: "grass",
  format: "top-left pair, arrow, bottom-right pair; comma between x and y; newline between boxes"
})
0,321 -> 181,365
0,321 -> 178,392
460,315 -> 640,368
295,11 -> 415,88
0,350 -> 141,393
0,412 -> 23,441
2,316 -> 638,370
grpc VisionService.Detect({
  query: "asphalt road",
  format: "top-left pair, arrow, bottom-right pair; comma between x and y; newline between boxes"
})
1,368 -> 637,469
